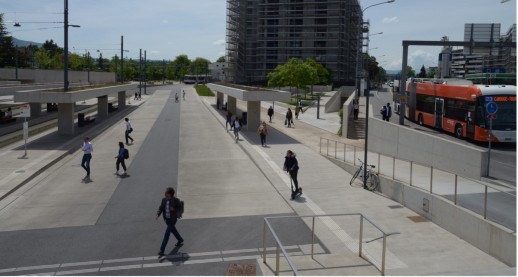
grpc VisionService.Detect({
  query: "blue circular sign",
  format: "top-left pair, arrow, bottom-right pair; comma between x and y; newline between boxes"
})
486,102 -> 498,115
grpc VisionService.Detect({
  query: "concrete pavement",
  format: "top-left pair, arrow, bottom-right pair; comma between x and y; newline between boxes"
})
0,84 -> 514,275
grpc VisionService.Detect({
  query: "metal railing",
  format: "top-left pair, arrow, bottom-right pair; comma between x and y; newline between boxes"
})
319,138 -> 517,231
263,214 -> 399,276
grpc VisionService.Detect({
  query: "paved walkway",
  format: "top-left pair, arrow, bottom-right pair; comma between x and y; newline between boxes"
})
0,85 -> 514,275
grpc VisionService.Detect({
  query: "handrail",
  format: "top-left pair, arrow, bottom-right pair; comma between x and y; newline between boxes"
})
263,213 -> 399,276
319,137 -> 516,229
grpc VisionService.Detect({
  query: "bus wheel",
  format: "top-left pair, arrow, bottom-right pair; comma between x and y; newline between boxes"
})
418,114 -> 423,125
455,124 -> 463,139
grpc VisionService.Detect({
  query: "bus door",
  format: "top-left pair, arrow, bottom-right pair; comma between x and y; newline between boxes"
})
435,98 -> 444,129
466,105 -> 476,138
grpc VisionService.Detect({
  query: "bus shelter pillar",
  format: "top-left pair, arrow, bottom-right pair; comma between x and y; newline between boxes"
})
97,96 -> 109,119
228,96 -> 237,115
29,103 -> 42,117
118,91 -> 126,110
216,92 -> 224,109
57,103 -> 75,136
246,101 -> 261,132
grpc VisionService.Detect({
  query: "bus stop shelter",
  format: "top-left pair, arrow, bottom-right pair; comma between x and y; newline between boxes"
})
14,84 -> 137,135
207,83 -> 291,131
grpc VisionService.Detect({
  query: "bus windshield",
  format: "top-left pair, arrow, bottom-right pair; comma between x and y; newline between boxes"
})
480,96 -> 516,131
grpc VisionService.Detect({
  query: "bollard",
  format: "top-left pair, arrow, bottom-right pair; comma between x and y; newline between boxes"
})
275,243 -> 280,276
335,141 -> 337,159
484,186 -> 488,219
392,157 -> 395,180
378,152 -> 381,174
263,221 -> 267,263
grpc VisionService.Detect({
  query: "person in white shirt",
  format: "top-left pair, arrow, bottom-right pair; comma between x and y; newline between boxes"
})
125,118 -> 134,145
81,137 -> 93,179
233,116 -> 241,142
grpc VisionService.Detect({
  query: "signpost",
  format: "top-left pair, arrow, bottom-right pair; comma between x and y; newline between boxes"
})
485,102 -> 498,177
19,104 -> 31,158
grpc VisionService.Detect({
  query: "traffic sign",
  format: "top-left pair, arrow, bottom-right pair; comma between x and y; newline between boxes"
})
486,102 -> 498,115
487,114 -> 497,119
19,104 -> 31,117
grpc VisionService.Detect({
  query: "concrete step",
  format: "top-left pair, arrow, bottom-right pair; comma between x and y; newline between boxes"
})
347,117 -> 366,139
258,253 -> 380,276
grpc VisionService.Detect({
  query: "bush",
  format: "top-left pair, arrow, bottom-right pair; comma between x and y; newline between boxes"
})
194,84 -> 215,96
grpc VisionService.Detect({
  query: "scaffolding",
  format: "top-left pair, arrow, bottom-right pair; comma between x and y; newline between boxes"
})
226,0 -> 362,86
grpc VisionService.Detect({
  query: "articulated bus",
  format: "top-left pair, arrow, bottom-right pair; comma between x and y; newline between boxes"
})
183,75 -> 209,84
402,78 -> 516,142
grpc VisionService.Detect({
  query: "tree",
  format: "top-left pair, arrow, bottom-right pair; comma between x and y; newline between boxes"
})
0,13 -> 9,40
169,54 -> 191,80
42,40 -> 62,57
305,58 -> 331,85
0,36 -> 15,67
419,65 -> 426,78
190,57 -> 210,75
267,58 -> 318,102
401,66 -> 415,78
216,56 -> 226,63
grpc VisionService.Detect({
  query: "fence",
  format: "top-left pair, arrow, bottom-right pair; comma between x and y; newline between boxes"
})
319,138 -> 516,231
263,214 -> 399,276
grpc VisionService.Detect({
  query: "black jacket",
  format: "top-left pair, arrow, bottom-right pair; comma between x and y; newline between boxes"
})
157,197 -> 181,221
284,156 -> 299,172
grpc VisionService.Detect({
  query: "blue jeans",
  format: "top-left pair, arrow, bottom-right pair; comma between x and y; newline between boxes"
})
81,154 -> 92,176
160,218 -> 183,252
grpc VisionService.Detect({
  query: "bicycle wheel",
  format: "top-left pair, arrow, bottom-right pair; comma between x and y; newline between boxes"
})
349,167 -> 362,185
366,172 -> 379,191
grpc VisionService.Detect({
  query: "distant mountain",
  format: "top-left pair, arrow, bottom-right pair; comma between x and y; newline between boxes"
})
13,37 -> 42,47
385,70 -> 400,75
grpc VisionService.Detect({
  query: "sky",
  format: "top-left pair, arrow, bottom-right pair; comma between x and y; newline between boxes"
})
1,0 -> 516,71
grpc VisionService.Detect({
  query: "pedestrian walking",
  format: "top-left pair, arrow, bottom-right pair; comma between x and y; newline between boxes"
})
233,116 -> 241,142
267,106 -> 274,123
81,137 -> 93,180
226,110 -> 233,131
125,118 -> 134,145
386,103 -> 392,122
285,108 -> 293,128
115,141 -> 128,176
283,150 -> 300,200
257,121 -> 269,147
353,100 -> 359,120
175,92 -> 179,103
134,92 -> 138,101
295,106 -> 300,119
380,105 -> 387,121
182,90 -> 186,100
156,187 -> 184,256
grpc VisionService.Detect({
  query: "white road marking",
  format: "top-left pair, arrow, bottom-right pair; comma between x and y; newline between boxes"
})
55,268 -> 100,275
102,257 -> 143,264
183,258 -> 223,265
185,251 -> 221,257
60,260 -> 102,267
16,264 -> 61,271
99,264 -> 142,272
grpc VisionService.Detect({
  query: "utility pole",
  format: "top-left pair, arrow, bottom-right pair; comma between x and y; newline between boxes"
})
120,35 -> 124,83
144,50 -> 147,95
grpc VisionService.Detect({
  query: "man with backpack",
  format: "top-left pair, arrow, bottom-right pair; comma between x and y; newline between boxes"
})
156,187 -> 184,256
115,141 -> 128,176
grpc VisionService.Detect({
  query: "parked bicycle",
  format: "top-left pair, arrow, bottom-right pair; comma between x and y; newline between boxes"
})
350,159 -> 379,191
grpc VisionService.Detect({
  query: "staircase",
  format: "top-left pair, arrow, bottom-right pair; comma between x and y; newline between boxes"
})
347,116 -> 366,139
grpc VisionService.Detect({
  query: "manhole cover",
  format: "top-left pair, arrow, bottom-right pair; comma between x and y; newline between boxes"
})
407,215 -> 428,223
225,263 -> 256,276
388,205 -> 403,209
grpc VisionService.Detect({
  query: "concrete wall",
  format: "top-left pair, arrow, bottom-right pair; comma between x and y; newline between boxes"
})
324,86 -> 355,113
368,114 -> 488,179
0,68 -> 115,84
341,94 -> 355,137
378,177 -> 516,267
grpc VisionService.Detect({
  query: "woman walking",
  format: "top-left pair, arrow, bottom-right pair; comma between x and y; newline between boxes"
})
286,108 -> 293,128
257,121 -> 269,147
233,116 -> 241,142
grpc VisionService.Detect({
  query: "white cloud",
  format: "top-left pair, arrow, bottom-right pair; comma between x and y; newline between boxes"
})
212,39 -> 225,46
382,16 -> 399,24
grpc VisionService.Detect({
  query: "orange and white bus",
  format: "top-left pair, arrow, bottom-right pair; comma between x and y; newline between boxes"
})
404,79 -> 516,142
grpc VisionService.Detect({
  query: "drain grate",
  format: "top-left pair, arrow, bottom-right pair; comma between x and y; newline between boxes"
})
388,205 -> 403,209
407,215 -> 428,223
225,263 -> 256,276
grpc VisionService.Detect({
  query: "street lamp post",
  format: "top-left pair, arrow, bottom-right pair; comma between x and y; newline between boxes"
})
357,0 -> 395,190
64,0 -> 80,91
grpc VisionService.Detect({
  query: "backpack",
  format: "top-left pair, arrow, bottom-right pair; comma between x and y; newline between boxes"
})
175,197 -> 184,219
124,148 -> 129,159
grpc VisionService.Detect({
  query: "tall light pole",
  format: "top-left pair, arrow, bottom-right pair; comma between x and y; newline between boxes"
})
64,0 -> 80,91
357,0 -> 395,190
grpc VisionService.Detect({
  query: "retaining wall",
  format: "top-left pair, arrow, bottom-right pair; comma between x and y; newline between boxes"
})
0,68 -> 115,84
368,115 -> 488,179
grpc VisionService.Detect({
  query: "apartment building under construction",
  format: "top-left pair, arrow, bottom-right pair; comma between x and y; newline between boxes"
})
226,0 -> 362,86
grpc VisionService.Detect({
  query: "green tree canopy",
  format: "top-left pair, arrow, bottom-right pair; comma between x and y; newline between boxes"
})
419,65 -> 426,78
190,57 -> 210,75
168,54 -> 191,80
216,56 -> 226,63
267,58 -> 318,89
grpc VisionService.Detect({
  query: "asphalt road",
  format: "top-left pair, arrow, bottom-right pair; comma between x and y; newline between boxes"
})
372,86 -> 516,186
0,85 -> 313,276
